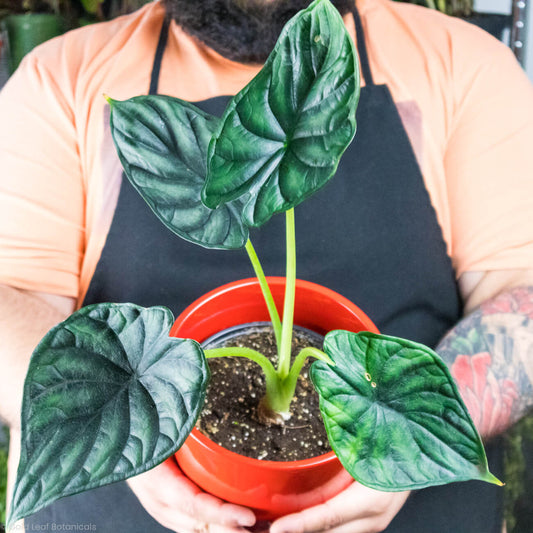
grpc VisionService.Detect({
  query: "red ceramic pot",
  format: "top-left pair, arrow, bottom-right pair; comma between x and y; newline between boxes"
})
169,277 -> 379,520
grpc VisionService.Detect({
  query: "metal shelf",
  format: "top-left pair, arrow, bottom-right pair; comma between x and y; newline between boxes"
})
511,0 -> 529,64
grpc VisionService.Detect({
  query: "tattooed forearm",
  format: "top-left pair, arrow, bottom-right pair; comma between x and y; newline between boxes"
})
437,286 -> 533,438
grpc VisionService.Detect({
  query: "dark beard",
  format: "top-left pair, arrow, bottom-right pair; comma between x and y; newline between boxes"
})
163,0 -> 355,64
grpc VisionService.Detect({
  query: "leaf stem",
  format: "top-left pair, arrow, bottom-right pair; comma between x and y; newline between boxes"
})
278,209 -> 296,379
291,347 -> 335,375
270,347 -> 334,414
245,239 -> 282,350
204,347 -> 278,384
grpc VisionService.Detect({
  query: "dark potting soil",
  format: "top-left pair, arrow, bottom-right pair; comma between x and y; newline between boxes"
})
197,324 -> 332,461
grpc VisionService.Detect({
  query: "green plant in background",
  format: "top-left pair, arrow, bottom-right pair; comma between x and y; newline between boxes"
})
76,0 -> 105,22
0,426 -> 9,526
0,0 -> 152,24
504,415 -> 533,532
0,1 -> 153,76
0,0 -> 80,21
395,0 -> 473,17
21,0 -> 64,13
78,0 -> 151,22
6,0 -> 502,527
434,0 -> 473,16
105,0 -> 151,16
0,0 -> 90,75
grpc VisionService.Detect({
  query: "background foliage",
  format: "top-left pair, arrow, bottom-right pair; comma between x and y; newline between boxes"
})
504,415 -> 533,532
398,0 -> 473,16
0,0 -> 152,24
0,426 -> 9,526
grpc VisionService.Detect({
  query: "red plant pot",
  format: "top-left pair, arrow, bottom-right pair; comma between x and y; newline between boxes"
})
169,277 -> 379,520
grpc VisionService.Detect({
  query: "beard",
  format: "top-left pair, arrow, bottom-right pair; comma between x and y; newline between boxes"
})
162,0 -> 355,64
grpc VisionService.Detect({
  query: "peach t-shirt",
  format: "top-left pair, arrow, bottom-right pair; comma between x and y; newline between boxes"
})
1,0 -> 532,306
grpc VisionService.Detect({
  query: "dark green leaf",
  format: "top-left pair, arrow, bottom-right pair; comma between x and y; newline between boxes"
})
311,330 -> 502,490
202,0 -> 359,227
9,303 -> 208,525
109,95 -> 248,249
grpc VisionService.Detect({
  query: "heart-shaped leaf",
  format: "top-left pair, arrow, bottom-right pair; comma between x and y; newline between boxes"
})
9,303 -> 209,526
310,330 -> 502,491
109,95 -> 248,249
202,0 -> 359,227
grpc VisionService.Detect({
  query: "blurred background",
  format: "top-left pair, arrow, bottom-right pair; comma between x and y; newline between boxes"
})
0,0 -> 532,85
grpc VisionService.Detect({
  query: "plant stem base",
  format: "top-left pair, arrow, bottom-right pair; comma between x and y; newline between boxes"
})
198,324 -> 329,461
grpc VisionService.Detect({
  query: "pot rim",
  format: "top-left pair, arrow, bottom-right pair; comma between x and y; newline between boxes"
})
170,276 -> 379,338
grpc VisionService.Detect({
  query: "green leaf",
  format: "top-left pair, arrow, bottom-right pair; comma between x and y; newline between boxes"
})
109,95 -> 248,249
310,330 -> 503,491
9,303 -> 209,525
202,0 -> 360,227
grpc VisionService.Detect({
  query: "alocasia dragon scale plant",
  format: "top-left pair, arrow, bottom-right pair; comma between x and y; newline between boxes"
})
8,0 -> 502,527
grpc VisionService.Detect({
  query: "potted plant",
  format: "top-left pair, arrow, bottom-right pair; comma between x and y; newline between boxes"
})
6,0 -> 502,527
0,0 -> 151,73
170,276 -> 379,519
0,0 -> 75,73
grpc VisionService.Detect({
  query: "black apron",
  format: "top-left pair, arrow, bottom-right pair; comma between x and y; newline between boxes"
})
26,6 -> 504,532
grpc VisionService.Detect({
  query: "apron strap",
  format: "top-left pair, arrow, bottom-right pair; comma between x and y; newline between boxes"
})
352,3 -> 374,86
149,16 -> 170,95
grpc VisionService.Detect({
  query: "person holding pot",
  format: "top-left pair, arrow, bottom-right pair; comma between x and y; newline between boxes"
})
1,0 -> 533,532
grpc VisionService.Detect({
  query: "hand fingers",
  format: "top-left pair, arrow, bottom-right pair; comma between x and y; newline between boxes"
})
139,500 -> 251,533
189,490 -> 257,527
127,459 -> 256,531
162,459 -> 256,527
270,483 -> 410,533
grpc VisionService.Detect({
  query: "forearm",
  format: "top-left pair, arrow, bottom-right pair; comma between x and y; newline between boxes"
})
0,284 -> 75,430
437,286 -> 533,438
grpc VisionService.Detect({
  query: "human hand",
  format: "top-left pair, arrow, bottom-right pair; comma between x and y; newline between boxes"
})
269,483 -> 410,533
126,458 -> 256,533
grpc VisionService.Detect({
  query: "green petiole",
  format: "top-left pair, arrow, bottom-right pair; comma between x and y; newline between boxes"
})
269,346 -> 334,415
204,346 -> 278,385
206,342 -> 334,419
233,210 -> 329,417
245,239 -> 282,350
278,208 -> 296,380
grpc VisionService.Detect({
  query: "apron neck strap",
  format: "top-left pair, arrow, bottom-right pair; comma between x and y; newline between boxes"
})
352,3 -> 374,86
149,15 -> 170,95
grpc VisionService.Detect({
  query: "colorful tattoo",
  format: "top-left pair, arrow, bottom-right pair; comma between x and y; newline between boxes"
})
437,286 -> 533,438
